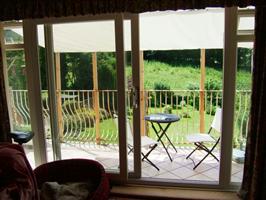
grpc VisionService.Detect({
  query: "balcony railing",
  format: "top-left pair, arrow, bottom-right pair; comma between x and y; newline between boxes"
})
10,89 -> 250,150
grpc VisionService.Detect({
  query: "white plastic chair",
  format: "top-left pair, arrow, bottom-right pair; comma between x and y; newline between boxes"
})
113,115 -> 159,170
186,107 -> 222,169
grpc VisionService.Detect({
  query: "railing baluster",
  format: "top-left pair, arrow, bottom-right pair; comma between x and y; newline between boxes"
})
181,94 -> 184,138
234,91 -> 240,147
23,91 -> 30,125
192,91 -> 196,134
171,92 -> 173,109
107,91 -> 111,116
159,91 -> 162,113
16,91 -> 27,126
165,90 -> 167,108
10,91 -> 18,127
12,91 -> 20,127
175,92 -> 179,145
20,91 -> 28,125
43,91 -> 50,138
67,91 -> 74,140
82,91 -> 88,142
240,91 -> 249,149
149,91 -> 152,115
62,91 -> 69,140
100,91 -> 105,143
113,91 -> 118,143
106,91 -> 113,144
215,91 -> 219,126
78,91 -> 85,142
60,91 -> 67,140
185,91 -> 189,143
84,91 -> 91,142
76,91 -> 83,142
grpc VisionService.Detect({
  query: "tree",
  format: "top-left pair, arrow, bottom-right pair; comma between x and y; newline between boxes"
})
6,50 -> 26,90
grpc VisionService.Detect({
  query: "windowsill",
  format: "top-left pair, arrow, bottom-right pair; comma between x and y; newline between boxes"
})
110,185 -> 241,200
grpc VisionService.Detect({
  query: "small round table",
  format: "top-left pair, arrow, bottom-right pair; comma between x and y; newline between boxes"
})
145,113 -> 180,162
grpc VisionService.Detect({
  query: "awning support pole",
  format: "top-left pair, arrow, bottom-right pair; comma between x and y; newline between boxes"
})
92,52 -> 100,144
200,49 -> 206,133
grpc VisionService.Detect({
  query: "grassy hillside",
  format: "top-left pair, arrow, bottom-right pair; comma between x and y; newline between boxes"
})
127,61 -> 252,90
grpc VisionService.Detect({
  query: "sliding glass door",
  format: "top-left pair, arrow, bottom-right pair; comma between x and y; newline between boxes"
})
21,14 -> 140,182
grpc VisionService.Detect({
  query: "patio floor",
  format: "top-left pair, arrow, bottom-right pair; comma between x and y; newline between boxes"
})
24,140 -> 243,183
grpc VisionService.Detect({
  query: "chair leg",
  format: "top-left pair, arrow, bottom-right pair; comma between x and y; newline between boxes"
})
128,145 -> 134,155
186,145 -> 200,159
142,144 -> 157,160
141,152 -> 159,171
193,151 -> 210,170
141,144 -> 159,171
128,144 -> 159,171
191,140 -> 220,170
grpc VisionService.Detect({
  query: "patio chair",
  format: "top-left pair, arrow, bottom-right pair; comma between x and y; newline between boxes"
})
113,115 -> 159,171
186,107 -> 222,170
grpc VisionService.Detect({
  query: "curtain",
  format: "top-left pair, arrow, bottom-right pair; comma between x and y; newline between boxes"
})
239,6 -> 266,200
0,49 -> 11,142
0,0 -> 259,21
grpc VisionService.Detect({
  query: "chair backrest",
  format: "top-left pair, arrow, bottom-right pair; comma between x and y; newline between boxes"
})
210,107 -> 222,133
113,115 -> 133,145
126,119 -> 134,145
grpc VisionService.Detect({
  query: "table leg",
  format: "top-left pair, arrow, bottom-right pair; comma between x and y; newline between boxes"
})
157,123 -> 177,153
151,122 -> 173,162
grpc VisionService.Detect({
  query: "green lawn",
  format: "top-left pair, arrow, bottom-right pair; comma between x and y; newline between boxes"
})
126,61 -> 252,90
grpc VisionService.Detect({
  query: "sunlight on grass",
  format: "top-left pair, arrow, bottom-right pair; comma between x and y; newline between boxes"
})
126,61 -> 252,90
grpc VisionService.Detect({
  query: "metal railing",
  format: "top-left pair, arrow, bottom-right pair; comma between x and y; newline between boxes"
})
10,89 -> 250,149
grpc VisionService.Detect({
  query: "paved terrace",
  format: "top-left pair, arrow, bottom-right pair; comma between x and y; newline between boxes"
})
24,140 -> 243,183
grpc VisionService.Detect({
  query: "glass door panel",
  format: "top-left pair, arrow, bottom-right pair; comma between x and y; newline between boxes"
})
38,20 -> 121,173
231,42 -> 253,183
138,9 -> 225,182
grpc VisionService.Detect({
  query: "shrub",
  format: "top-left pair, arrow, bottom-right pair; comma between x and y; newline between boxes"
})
236,112 -> 249,150
186,79 -> 222,114
163,105 -> 172,114
154,82 -> 170,91
205,79 -> 222,91
205,105 -> 217,116
205,79 -> 222,114
187,83 -> 200,110
182,112 -> 191,118
152,82 -> 174,107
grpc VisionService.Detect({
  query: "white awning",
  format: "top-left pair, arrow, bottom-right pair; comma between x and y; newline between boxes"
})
13,9 -> 254,52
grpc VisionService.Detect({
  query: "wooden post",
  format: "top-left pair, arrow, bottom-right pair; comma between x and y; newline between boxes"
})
199,49 -> 206,133
139,51 -> 146,136
92,52 -> 100,144
55,53 -> 64,141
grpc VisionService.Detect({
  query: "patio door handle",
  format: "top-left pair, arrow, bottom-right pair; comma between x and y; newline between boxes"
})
132,86 -> 139,109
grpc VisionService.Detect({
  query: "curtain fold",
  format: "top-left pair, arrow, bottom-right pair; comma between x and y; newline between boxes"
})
0,48 -> 11,142
239,6 -> 266,200
0,0 -> 260,21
